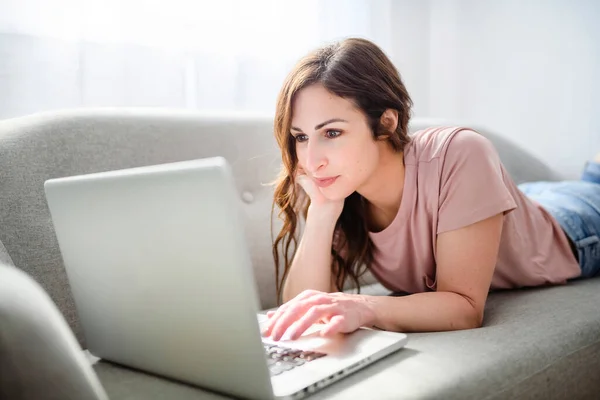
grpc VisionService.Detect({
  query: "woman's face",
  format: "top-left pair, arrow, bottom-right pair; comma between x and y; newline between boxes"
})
290,84 -> 385,201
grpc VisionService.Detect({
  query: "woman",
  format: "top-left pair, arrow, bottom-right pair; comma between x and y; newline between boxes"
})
263,37 -> 600,341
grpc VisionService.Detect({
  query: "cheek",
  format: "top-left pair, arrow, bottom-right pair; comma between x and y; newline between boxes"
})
345,145 -> 378,178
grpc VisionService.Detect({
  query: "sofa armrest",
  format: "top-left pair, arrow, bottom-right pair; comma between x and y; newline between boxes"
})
0,263 -> 108,400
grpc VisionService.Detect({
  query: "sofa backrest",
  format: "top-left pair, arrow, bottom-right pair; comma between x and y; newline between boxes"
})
0,109 -> 286,345
0,109 -> 559,347
409,118 -> 561,184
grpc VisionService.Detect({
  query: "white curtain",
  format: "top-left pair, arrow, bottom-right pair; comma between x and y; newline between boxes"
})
0,0 -> 392,119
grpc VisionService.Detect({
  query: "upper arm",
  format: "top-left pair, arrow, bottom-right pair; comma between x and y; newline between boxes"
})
436,213 -> 504,325
434,129 -> 515,324
437,130 -> 516,234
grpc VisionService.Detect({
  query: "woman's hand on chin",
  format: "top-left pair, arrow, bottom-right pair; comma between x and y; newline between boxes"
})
296,166 -> 345,221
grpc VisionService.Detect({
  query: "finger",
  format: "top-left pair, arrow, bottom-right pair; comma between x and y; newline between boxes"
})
295,165 -> 306,177
270,295 -> 328,341
320,315 -> 347,336
263,290 -> 314,334
262,290 -> 317,336
296,174 -> 315,196
270,294 -> 331,341
294,166 -> 306,186
262,290 -> 320,337
285,304 -> 340,341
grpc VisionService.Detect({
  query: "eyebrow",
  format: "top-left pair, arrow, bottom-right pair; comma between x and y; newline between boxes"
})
290,118 -> 348,133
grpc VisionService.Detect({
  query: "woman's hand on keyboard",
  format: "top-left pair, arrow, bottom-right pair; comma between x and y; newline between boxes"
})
261,290 -> 376,341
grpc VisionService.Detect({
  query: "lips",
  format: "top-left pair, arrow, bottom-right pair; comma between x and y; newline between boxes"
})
314,176 -> 339,188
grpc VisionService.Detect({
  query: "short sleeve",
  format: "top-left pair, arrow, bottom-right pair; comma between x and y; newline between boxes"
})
437,129 -> 517,234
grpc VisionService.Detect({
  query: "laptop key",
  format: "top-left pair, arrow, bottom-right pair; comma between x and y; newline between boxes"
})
265,344 -> 327,375
291,358 -> 305,366
275,361 -> 295,371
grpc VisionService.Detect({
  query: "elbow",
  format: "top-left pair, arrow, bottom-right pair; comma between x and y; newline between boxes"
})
462,307 -> 484,330
452,312 -> 482,331
468,313 -> 484,329
452,299 -> 484,330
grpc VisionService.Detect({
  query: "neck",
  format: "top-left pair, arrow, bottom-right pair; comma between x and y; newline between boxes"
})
357,147 -> 405,232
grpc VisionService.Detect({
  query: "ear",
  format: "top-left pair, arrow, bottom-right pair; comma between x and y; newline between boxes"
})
379,109 -> 399,134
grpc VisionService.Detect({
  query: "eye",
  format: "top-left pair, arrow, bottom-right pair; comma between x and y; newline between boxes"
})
325,129 -> 342,139
293,134 -> 309,143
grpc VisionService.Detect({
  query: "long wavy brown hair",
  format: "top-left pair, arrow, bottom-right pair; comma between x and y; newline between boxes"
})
271,38 -> 413,304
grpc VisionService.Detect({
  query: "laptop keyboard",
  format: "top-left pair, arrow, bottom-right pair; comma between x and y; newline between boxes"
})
264,344 -> 327,376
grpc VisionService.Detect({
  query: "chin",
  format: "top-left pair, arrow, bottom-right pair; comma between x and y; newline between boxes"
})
319,184 -> 355,202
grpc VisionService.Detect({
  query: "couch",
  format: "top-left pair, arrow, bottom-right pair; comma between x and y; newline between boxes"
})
1,108 -> 599,399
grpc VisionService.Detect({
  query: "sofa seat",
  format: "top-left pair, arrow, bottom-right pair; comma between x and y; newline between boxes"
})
1,109 -> 596,399
91,278 -> 600,399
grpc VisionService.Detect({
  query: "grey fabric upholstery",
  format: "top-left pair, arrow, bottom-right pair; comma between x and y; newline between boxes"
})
1,108 -> 597,400
315,277 -> 600,400
0,110 -> 561,346
408,118 -> 562,184
91,278 -> 600,399
0,239 -> 14,266
0,262 -> 108,400
0,109 -> 285,345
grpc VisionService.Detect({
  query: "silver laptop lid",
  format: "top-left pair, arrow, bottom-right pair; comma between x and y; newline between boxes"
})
44,157 -> 274,400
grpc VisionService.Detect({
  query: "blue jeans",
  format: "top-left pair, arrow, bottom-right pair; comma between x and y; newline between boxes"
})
518,162 -> 600,278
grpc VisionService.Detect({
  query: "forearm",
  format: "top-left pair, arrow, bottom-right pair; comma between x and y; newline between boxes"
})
361,291 -> 482,332
282,211 -> 337,302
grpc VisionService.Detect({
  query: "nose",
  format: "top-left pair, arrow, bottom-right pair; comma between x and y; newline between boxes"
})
304,139 -> 328,174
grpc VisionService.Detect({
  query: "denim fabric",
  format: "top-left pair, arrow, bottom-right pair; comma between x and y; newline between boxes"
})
518,162 -> 600,278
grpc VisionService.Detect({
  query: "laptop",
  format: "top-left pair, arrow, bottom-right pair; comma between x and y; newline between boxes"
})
44,157 -> 408,400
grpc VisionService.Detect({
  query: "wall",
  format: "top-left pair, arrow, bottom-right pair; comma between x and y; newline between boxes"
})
2,0 -> 599,178
425,0 -> 600,178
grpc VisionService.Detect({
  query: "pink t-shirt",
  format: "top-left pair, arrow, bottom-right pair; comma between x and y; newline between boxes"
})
364,127 -> 581,294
